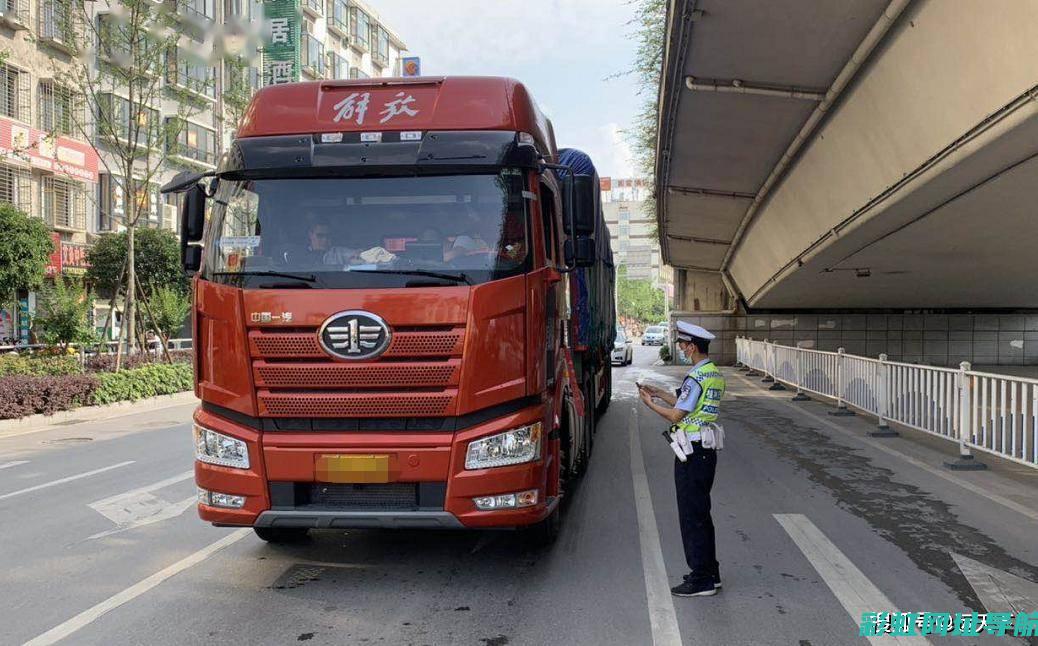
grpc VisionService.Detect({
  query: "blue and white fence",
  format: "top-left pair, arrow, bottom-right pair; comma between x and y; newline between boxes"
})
736,337 -> 1038,471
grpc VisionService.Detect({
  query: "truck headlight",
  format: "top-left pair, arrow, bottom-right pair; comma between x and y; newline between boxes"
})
465,422 -> 541,470
194,424 -> 250,469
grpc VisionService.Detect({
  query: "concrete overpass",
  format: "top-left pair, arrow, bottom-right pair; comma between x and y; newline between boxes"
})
656,0 -> 1038,313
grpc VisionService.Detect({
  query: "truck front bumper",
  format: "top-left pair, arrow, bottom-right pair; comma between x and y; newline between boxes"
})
193,402 -> 556,530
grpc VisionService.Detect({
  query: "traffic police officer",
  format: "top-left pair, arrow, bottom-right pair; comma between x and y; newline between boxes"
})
638,321 -> 726,597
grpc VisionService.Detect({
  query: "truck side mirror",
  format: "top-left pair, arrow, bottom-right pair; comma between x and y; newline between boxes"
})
571,175 -> 598,236
180,184 -> 206,274
563,236 -> 594,268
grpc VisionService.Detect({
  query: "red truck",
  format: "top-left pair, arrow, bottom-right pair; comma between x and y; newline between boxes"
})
164,76 -> 616,544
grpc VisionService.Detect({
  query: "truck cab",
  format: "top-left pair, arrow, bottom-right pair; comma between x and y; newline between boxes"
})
169,77 -> 614,544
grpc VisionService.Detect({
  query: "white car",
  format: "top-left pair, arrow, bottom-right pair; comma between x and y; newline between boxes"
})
611,329 -> 633,365
642,326 -> 666,346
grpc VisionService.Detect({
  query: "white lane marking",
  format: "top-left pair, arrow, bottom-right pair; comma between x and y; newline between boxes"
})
0,460 -> 29,470
774,514 -> 931,646
0,461 -> 135,501
24,528 -> 250,646
732,374 -> 1038,524
951,552 -> 1038,614
629,406 -> 683,646
86,471 -> 196,540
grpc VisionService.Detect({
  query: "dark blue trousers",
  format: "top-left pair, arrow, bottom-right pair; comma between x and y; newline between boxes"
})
674,445 -> 718,578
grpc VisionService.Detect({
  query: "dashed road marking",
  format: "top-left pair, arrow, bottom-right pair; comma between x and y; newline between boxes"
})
0,461 -> 134,501
0,460 -> 29,470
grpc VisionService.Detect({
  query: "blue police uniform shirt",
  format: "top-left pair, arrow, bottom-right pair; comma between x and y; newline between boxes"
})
675,358 -> 711,412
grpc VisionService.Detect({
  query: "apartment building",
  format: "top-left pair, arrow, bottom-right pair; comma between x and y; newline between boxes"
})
600,177 -> 672,289
0,0 -> 100,343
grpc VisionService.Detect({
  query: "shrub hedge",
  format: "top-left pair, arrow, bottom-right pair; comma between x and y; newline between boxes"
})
0,354 -> 82,377
0,375 -> 99,419
0,362 -> 194,419
93,363 -> 194,405
85,350 -> 191,373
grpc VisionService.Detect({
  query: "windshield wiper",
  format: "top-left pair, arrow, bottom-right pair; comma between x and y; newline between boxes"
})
211,270 -> 318,284
347,268 -> 472,285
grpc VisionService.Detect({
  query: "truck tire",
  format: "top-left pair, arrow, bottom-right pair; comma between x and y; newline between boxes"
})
596,366 -> 612,418
253,527 -> 310,543
523,503 -> 561,547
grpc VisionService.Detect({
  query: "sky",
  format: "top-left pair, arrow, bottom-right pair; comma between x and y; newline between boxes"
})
369,0 -> 643,179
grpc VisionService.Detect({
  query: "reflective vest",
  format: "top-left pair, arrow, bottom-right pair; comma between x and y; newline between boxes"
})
675,360 -> 726,439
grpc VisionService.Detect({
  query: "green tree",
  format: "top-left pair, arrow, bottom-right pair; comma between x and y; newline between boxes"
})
148,286 -> 191,341
0,203 -> 54,310
621,0 -> 667,232
32,276 -> 96,348
86,228 -> 186,297
616,265 -> 665,323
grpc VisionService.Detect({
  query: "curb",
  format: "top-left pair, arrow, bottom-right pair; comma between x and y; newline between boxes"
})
0,391 -> 198,438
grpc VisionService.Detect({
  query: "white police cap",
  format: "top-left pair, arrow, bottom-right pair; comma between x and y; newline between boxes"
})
675,321 -> 715,342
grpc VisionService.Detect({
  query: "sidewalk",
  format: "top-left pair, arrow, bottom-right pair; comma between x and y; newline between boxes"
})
0,391 -> 198,439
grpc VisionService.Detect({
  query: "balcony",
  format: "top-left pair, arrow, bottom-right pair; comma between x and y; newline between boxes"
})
0,0 -> 27,28
301,0 -> 320,18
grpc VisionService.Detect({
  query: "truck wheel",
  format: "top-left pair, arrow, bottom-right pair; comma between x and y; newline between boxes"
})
253,527 -> 310,543
523,503 -> 561,547
582,378 -> 595,461
596,367 -> 612,418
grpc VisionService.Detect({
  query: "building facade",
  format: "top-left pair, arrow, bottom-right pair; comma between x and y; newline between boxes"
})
600,177 -> 672,289
0,0 -> 411,345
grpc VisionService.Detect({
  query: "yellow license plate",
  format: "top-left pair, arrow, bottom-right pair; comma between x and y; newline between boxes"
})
316,454 -> 390,484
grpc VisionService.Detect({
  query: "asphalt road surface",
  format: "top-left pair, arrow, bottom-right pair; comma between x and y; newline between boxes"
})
3,344 -> 1038,645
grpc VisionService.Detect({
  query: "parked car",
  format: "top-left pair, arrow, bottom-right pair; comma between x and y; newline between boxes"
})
611,328 -> 633,365
642,326 -> 666,346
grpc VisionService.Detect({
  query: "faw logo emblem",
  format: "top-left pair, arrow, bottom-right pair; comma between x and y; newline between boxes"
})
318,311 -> 391,361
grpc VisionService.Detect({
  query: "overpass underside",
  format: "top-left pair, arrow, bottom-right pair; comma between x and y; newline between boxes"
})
657,0 -> 1038,318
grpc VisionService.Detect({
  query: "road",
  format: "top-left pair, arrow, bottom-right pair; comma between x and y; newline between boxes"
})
2,344 -> 1038,645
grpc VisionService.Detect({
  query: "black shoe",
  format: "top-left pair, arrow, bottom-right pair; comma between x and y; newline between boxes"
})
683,570 -> 722,589
671,577 -> 717,597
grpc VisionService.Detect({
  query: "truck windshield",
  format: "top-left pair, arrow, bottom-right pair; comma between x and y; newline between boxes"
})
204,171 -> 529,288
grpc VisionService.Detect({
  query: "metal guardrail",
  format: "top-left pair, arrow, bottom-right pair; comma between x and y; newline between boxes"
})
736,337 -> 1038,471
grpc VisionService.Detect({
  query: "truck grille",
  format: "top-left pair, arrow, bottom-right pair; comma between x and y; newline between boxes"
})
309,483 -> 417,510
250,325 -> 464,418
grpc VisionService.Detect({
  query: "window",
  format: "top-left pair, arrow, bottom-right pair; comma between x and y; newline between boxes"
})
166,48 -> 216,98
300,30 -> 325,77
41,176 -> 86,230
181,0 -> 214,20
167,118 -> 216,165
350,6 -> 369,50
98,94 -> 159,147
38,0 -> 79,46
205,172 -> 530,288
98,174 -> 160,230
328,52 -> 348,79
0,0 -> 29,24
0,164 -> 32,214
373,26 -> 389,67
302,0 -> 320,15
327,0 -> 347,34
224,0 -> 250,19
0,63 -> 30,122
38,81 -> 78,136
97,14 -> 162,74
348,66 -> 369,80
